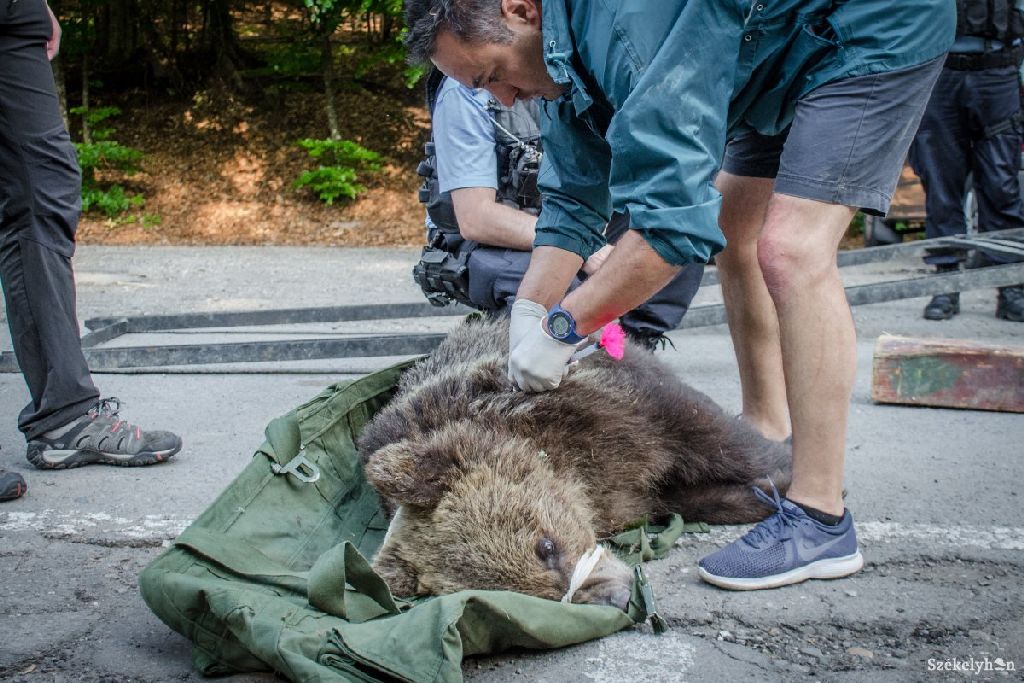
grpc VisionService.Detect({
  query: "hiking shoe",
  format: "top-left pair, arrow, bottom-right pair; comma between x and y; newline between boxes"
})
923,292 -> 960,320
698,484 -> 863,590
26,398 -> 182,470
1,470 -> 27,502
996,285 -> 1024,322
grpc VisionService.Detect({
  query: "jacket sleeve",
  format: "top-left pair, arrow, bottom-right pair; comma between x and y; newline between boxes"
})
533,98 -> 611,261
605,1 -> 744,266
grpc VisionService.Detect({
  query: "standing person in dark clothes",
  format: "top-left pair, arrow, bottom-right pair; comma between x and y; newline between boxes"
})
0,0 -> 182,502
912,0 -> 1024,322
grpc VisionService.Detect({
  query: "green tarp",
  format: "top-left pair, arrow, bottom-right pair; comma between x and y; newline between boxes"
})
140,360 -> 699,682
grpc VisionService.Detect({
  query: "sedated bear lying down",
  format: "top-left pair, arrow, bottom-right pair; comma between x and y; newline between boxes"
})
357,317 -> 791,611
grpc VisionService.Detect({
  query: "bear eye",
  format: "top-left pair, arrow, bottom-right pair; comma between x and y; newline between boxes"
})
535,537 -> 558,564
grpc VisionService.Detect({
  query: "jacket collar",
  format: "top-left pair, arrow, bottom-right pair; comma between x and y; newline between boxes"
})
541,0 -> 594,116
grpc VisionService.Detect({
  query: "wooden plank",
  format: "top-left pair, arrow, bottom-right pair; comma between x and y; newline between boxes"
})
885,165 -> 926,222
871,334 -> 1024,413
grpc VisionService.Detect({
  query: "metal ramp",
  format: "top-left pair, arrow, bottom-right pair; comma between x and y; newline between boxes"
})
1,229 -> 1021,374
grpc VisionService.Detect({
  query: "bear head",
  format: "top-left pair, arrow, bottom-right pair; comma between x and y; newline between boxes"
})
364,420 -> 634,610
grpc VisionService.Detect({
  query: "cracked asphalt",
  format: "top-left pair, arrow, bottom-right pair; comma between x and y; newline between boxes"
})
0,246 -> 1022,682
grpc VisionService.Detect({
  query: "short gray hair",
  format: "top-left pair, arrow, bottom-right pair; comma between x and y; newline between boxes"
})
404,0 -> 514,65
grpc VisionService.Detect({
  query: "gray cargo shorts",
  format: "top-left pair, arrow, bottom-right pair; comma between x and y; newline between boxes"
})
722,57 -> 945,216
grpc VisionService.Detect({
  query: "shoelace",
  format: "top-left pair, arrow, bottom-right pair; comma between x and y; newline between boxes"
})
88,397 -> 123,419
742,480 -> 801,547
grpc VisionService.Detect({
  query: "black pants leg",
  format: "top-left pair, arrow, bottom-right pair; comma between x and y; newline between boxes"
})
967,66 -> 1024,265
1,0 -> 99,440
909,65 -> 1024,267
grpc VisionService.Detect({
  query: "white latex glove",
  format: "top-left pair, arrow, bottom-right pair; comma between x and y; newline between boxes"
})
509,298 -> 547,352
507,313 -> 581,392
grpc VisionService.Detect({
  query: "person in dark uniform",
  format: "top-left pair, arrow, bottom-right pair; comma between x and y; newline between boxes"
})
0,1 -> 182,502
911,0 -> 1024,322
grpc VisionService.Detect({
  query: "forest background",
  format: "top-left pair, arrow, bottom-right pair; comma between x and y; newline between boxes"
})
54,0 -> 428,247
53,0 -> 881,249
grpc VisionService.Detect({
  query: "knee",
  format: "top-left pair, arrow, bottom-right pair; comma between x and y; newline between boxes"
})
756,227 -> 832,299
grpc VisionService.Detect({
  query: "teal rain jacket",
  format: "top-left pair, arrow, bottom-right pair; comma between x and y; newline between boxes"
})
534,0 -> 956,265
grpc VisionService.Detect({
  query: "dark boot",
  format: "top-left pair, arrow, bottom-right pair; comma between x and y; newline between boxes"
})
924,293 -> 960,320
1,470 -> 27,502
996,285 -> 1024,322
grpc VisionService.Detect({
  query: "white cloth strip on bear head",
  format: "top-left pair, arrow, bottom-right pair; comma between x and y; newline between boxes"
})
561,545 -> 605,603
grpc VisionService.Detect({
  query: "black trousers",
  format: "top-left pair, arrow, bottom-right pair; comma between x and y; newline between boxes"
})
1,0 -> 98,439
464,212 -> 704,335
909,64 -> 1024,267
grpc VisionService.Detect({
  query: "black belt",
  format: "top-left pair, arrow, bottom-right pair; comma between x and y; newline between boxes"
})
945,45 -> 1024,70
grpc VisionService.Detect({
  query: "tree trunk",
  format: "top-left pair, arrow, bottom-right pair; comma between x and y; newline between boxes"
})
98,0 -> 137,67
53,56 -> 69,132
81,51 -> 91,145
49,0 -> 69,130
321,31 -> 340,140
203,0 -> 246,88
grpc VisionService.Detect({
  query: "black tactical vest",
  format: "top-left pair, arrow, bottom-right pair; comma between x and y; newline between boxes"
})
413,72 -> 544,308
416,74 -> 543,250
956,0 -> 1024,42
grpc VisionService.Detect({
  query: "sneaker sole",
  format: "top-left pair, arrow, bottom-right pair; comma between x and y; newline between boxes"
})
698,550 -> 864,591
996,307 -> 1024,322
27,443 -> 182,470
924,306 -> 959,321
0,478 -> 27,502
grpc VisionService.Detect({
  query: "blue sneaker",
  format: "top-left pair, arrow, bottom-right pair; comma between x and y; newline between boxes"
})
698,484 -> 863,590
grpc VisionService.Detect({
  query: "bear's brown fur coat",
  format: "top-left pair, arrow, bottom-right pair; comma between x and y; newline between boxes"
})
358,317 -> 790,608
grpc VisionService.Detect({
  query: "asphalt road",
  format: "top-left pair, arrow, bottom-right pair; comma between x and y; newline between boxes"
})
0,246 -> 1022,682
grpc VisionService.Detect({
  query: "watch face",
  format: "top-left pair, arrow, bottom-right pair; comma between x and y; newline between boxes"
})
549,312 -> 571,338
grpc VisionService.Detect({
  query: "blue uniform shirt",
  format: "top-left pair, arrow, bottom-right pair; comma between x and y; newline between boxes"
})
433,77 -> 497,195
534,0 -> 957,266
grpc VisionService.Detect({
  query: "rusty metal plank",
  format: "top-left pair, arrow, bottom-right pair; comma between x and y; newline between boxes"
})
871,334 -> 1024,413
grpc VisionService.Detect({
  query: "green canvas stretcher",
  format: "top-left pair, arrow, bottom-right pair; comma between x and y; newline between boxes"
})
140,360 -> 704,682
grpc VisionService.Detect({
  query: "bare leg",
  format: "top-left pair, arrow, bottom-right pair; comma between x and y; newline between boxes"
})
758,195 -> 855,516
715,172 -> 791,441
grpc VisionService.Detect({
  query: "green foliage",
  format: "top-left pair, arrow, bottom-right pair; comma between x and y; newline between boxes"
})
302,0 -> 346,32
848,211 -> 865,237
74,140 -> 144,176
293,138 -> 381,204
72,106 -> 146,218
249,44 -> 322,79
81,184 -> 145,218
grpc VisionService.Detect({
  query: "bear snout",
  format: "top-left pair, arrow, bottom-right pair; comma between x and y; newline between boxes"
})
570,551 -> 634,612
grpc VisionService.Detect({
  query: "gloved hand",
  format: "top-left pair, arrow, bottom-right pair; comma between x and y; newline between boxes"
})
509,298 -> 547,352
508,304 -> 582,392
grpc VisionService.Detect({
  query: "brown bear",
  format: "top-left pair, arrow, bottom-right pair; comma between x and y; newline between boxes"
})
357,316 -> 790,611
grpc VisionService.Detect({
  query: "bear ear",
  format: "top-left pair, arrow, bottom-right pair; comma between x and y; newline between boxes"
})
364,439 -> 456,507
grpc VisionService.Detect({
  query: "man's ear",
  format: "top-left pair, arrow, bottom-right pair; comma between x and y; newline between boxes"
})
501,0 -> 542,28
364,437 -> 459,508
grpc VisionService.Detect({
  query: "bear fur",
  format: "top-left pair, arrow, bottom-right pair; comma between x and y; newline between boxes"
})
357,317 -> 790,609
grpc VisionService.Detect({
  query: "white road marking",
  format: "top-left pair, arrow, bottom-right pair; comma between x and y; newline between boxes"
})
1,511 -> 190,540
1,512 -> 1023,551
696,522 -> 1024,551
585,631 -> 695,683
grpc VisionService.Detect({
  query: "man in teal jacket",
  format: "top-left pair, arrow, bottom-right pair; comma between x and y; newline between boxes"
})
404,0 -> 954,590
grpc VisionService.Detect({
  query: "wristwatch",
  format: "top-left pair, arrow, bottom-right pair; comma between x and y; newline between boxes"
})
546,304 -> 586,344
